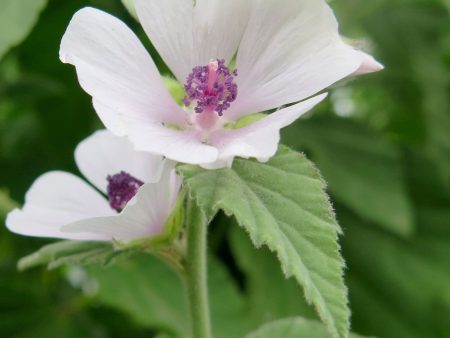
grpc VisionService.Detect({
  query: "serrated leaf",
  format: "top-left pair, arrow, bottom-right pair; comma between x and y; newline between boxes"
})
245,317 -> 369,338
0,0 -> 48,60
229,225 -> 317,324
283,116 -> 413,236
17,240 -> 120,271
178,146 -> 349,338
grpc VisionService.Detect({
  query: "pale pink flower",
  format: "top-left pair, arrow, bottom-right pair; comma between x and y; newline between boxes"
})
6,130 -> 181,243
60,0 -> 382,169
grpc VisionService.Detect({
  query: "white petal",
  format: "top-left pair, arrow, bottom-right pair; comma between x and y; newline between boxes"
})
92,99 -> 129,137
352,51 -> 384,76
228,0 -> 371,119
62,161 -> 182,242
134,0 -> 193,84
75,130 -> 164,194
6,172 -> 113,240
126,121 -> 219,165
206,94 -> 327,169
60,7 -> 185,127
191,0 -> 250,73
134,0 -> 249,83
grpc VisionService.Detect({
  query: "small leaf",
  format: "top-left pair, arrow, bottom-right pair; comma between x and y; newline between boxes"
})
178,146 -> 350,338
0,0 -> 48,60
245,317 -> 369,338
17,240 -> 121,271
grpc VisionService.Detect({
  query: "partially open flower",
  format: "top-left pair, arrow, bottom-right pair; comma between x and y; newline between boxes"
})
6,130 -> 181,243
60,0 -> 383,169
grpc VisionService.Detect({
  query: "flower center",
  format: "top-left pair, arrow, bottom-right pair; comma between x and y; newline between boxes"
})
183,59 -> 238,117
106,171 -> 144,211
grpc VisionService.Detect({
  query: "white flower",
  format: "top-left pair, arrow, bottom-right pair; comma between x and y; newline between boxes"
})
59,0 -> 383,169
6,130 -> 181,243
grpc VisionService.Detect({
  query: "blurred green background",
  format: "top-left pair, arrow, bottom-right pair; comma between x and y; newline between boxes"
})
0,0 -> 449,337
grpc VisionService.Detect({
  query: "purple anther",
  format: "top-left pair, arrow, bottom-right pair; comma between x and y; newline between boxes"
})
183,59 -> 238,116
106,171 -> 144,211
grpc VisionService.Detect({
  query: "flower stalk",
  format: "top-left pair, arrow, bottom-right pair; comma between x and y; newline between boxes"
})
185,198 -> 212,338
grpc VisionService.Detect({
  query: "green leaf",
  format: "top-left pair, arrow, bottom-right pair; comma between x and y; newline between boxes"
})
86,253 -> 251,338
245,317 -> 369,338
229,225 -> 317,325
0,0 -> 48,60
178,146 -> 349,338
17,240 -> 122,271
283,116 -> 413,236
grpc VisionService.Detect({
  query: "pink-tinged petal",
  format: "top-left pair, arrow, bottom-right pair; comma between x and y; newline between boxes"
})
60,7 -> 185,126
6,172 -> 113,240
352,51 -> 384,76
229,0 -> 377,119
126,121 -> 219,165
134,0 -> 249,83
62,161 -> 182,242
75,130 -> 165,194
207,94 -> 328,169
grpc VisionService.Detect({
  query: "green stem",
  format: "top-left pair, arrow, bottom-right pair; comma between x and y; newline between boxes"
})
185,199 -> 212,338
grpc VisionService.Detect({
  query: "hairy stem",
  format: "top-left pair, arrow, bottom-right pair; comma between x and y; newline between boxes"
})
185,199 -> 212,338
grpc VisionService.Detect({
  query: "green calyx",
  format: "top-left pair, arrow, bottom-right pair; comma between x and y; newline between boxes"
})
163,76 -> 185,105
114,188 -> 186,252
224,113 -> 267,130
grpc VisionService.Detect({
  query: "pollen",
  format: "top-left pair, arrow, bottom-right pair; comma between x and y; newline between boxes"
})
183,59 -> 238,116
106,171 -> 144,211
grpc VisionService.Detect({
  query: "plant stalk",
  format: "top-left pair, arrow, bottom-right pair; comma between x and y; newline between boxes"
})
185,199 -> 212,338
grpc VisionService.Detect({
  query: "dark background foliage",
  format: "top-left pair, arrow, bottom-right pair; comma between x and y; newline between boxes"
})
1,0 -> 449,337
